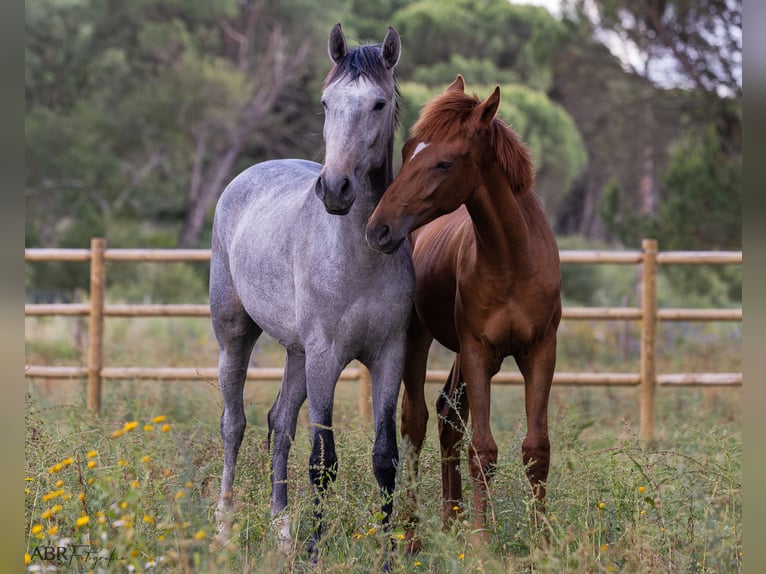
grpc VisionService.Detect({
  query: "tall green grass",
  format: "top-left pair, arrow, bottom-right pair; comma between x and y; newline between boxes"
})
25,317 -> 741,572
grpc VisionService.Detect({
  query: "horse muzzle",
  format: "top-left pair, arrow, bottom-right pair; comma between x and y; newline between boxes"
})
365,221 -> 405,254
315,174 -> 357,215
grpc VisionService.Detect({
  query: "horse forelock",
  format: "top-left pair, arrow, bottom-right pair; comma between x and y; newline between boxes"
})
412,91 -> 535,194
323,44 -> 401,128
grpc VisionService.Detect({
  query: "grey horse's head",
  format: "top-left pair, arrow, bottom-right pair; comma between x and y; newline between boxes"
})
314,23 -> 401,215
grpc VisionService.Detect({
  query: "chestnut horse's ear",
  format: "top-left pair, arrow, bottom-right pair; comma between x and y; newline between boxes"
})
446,74 -> 465,93
473,85 -> 501,128
328,23 -> 348,64
401,137 -> 419,163
381,27 -> 401,70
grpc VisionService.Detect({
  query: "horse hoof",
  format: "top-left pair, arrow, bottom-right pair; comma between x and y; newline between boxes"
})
403,531 -> 422,554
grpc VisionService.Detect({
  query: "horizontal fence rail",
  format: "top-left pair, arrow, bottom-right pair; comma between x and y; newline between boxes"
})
25,238 -> 742,442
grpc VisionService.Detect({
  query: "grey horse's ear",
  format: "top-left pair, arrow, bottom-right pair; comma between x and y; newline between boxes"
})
328,23 -> 348,64
381,26 -> 401,70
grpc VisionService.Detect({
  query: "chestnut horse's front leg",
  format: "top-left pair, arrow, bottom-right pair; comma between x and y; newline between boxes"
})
459,341 -> 500,544
399,313 -> 432,553
515,329 -> 557,517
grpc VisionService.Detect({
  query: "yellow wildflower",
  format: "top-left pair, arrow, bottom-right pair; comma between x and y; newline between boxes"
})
175,490 -> 185,500
598,502 -> 605,509
367,527 -> 376,535
25,477 -> 34,482
52,504 -> 63,514
414,561 -> 421,567
353,533 -> 362,539
143,515 -> 155,524
117,460 -> 128,467
76,515 -> 90,527
120,501 -> 128,509
111,429 -> 125,439
396,533 -> 405,540
453,505 -> 460,511
152,415 -> 167,423
185,481 -> 193,489
193,530 -> 207,540
78,492 -> 86,501
638,486 -> 646,493
459,552 -> 465,560
131,480 -> 140,489
87,460 -> 97,469
55,480 -> 64,488
31,524 -> 43,535
157,535 -> 165,542
87,450 -> 98,458
161,424 -> 171,433
48,463 -> 63,474
144,425 -> 154,432
47,525 -> 58,536
25,553 -> 31,565
141,455 -> 151,463
61,458 -> 74,467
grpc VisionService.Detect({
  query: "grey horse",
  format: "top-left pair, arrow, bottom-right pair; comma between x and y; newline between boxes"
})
209,23 -> 414,561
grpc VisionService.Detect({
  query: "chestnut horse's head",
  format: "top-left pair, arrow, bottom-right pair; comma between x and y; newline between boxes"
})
366,75 -> 533,253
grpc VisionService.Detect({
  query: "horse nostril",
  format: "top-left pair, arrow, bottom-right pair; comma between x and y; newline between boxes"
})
314,176 -> 325,199
377,224 -> 391,245
340,177 -> 351,196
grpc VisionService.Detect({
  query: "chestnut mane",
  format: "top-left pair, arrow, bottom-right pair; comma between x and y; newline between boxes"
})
411,90 -> 535,194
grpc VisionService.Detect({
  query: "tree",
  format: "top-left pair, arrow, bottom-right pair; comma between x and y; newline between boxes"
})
25,0 -> 332,252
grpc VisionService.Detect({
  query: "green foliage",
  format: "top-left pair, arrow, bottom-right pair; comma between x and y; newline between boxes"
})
25,379 -> 741,572
658,126 -> 741,251
557,235 -> 636,307
392,0 -> 565,91
598,126 -> 741,305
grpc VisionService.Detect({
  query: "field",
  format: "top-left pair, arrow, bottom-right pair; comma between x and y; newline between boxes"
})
25,316 -> 742,573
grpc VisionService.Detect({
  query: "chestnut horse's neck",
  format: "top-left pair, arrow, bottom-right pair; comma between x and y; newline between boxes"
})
465,161 -> 536,275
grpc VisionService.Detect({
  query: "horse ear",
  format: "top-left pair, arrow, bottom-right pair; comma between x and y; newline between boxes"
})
474,85 -> 501,128
381,26 -> 401,70
446,74 -> 465,93
328,23 -> 348,64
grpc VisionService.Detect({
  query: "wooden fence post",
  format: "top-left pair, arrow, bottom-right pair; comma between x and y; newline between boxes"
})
640,238 -> 658,443
358,364 -> 372,422
87,237 -> 106,413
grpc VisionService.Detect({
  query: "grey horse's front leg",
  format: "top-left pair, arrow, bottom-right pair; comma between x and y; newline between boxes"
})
304,354 -> 344,563
267,350 -> 307,554
367,341 -> 406,571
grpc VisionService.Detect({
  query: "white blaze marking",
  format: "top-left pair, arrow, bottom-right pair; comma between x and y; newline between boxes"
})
410,142 -> 429,160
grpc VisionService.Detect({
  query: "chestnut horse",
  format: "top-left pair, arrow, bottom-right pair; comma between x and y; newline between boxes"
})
366,75 -> 561,546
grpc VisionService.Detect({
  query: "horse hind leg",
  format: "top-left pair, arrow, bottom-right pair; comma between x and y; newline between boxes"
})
267,350 -> 307,554
212,306 -> 261,546
436,356 -> 469,526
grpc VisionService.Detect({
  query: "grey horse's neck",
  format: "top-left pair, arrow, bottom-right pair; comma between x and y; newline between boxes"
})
355,139 -> 395,222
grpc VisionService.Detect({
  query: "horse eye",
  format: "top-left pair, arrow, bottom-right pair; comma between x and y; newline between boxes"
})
373,100 -> 386,111
436,161 -> 454,171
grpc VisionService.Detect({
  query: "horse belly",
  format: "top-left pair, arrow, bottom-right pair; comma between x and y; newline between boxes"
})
221,162 -> 321,352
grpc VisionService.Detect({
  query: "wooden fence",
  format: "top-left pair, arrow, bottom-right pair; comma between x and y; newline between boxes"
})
25,237 -> 742,442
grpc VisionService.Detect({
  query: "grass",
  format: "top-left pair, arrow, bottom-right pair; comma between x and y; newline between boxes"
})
24,317 -> 742,572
